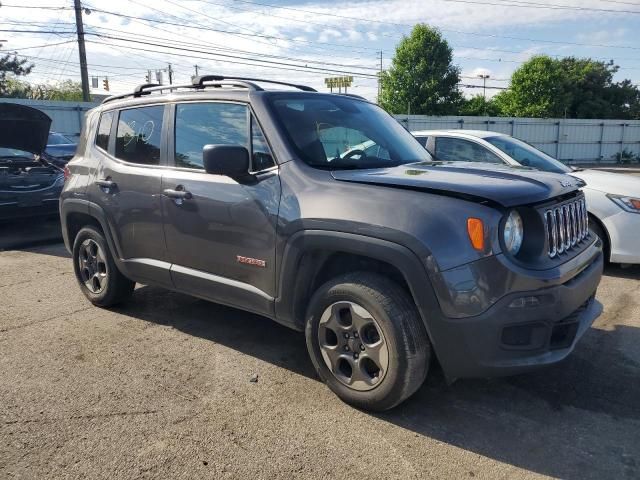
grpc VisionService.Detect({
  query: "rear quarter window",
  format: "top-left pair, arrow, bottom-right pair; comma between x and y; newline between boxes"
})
95,111 -> 114,151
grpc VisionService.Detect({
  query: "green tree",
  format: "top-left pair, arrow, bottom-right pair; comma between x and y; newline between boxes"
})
0,41 -> 34,96
459,94 -> 501,116
494,55 -> 640,119
4,79 -> 84,101
379,24 -> 462,115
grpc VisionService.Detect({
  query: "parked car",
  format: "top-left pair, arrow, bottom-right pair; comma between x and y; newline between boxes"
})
45,131 -> 78,166
0,103 -> 64,221
412,130 -> 640,265
60,76 -> 603,411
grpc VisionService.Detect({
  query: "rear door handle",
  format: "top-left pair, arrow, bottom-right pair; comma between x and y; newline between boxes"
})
95,178 -> 116,190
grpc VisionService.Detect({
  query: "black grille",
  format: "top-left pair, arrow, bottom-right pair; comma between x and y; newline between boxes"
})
544,197 -> 589,258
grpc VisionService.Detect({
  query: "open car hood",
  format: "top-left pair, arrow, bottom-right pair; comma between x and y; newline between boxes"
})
0,103 -> 52,155
331,161 -> 585,208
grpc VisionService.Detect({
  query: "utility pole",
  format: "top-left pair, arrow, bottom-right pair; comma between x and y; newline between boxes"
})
477,73 -> 490,116
478,73 -> 490,102
168,63 -> 173,85
377,50 -> 383,103
73,0 -> 90,101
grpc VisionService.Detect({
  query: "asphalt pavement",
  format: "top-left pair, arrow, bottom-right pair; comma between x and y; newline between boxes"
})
1,241 -> 639,479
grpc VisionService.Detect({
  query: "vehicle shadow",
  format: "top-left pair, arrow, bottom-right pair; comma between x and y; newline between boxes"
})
0,216 -> 62,251
117,286 -> 640,479
603,263 -> 640,280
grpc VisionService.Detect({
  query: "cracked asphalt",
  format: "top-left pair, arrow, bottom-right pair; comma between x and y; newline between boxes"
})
1,241 -> 639,479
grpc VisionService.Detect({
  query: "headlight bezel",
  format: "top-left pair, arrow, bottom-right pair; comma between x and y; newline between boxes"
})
607,193 -> 640,214
502,209 -> 524,256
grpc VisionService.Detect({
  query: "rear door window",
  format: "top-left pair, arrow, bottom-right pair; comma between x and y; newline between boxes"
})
435,137 -> 502,163
415,136 -> 428,148
95,111 -> 114,151
115,106 -> 164,165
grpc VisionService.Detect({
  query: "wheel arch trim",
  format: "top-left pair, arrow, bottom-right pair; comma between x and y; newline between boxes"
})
274,230 -> 442,344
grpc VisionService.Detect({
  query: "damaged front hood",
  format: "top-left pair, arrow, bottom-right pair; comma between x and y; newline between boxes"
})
0,103 -> 52,155
331,161 -> 585,207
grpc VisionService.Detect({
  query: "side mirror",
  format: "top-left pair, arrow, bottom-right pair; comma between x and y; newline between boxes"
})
202,144 -> 250,178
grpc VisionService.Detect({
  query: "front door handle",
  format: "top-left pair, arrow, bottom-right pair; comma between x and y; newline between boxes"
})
163,188 -> 192,200
164,186 -> 192,206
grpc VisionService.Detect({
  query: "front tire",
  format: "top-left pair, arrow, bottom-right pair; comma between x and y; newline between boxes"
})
589,215 -> 609,263
72,226 -> 135,307
305,272 -> 431,411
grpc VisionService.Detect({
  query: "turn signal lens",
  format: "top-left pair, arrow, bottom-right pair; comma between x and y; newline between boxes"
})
467,218 -> 485,251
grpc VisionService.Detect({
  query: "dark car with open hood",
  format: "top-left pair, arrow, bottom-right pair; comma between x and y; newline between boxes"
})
60,75 -> 603,411
0,103 -> 64,221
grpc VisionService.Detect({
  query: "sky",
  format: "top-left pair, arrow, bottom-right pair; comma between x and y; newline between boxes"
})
1,0 -> 639,103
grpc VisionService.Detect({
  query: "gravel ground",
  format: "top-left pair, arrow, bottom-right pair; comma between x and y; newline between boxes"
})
1,243 -> 639,480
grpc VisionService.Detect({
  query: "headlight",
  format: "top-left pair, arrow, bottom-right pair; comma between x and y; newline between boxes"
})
503,210 -> 523,255
607,194 -> 640,214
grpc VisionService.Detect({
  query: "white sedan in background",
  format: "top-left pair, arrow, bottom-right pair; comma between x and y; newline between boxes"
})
412,130 -> 640,265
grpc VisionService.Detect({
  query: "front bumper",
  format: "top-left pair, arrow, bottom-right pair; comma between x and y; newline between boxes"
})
427,242 -> 604,380
602,209 -> 640,264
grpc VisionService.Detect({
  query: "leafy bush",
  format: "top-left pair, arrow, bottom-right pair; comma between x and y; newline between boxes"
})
612,149 -> 636,164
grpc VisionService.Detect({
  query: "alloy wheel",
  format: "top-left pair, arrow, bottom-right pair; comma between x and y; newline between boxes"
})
318,301 -> 389,391
78,239 -> 108,294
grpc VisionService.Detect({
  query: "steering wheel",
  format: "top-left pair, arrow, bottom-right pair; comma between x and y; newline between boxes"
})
341,149 -> 366,161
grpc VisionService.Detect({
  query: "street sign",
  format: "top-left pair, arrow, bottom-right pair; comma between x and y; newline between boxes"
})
324,76 -> 353,88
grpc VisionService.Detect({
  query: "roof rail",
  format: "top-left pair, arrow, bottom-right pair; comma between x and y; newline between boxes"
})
337,93 -> 367,101
133,83 -> 160,97
192,75 -> 316,92
101,74 -> 317,105
102,80 -> 258,104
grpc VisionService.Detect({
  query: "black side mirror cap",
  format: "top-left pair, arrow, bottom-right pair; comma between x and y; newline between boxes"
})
202,144 -> 250,178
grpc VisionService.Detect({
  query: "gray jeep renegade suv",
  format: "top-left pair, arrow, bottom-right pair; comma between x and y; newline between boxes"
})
60,75 -> 603,411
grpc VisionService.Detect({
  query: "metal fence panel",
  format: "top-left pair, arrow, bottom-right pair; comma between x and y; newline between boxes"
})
396,115 -> 640,163
1,99 -> 638,163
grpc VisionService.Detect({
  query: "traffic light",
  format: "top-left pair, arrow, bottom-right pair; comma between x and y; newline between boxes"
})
102,77 -> 109,91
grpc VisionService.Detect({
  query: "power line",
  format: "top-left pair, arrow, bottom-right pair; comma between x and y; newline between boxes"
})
187,0 -> 640,51
85,38 -> 380,79
4,39 -> 77,52
84,23 -> 379,71
84,4 -> 383,54
6,1 -> 640,54
0,4 -> 71,10
441,0 -> 640,15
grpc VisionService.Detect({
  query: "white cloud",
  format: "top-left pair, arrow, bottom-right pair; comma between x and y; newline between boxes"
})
318,28 -> 343,43
1,0 -> 637,99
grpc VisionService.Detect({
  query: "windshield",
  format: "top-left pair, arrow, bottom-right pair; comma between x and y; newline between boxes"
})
0,147 -> 34,159
48,133 -> 73,145
485,135 -> 570,174
267,94 -> 432,169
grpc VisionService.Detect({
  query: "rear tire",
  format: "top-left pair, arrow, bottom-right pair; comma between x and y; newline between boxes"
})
72,226 -> 135,307
305,272 -> 431,411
